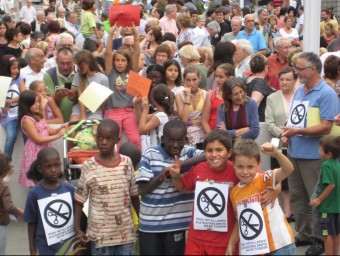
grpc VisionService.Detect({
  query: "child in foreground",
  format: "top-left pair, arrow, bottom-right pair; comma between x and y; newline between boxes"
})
227,139 -> 295,255
310,135 -> 340,255
74,119 -> 139,255
24,147 -> 75,255
169,130 -> 238,255
0,152 -> 24,255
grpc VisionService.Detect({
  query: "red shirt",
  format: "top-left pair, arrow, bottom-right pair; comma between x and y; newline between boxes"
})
209,89 -> 223,130
266,53 -> 288,90
182,161 -> 239,248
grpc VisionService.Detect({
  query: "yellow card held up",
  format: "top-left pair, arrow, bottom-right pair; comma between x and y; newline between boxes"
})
78,82 -> 113,113
307,107 -> 340,136
0,76 -> 13,108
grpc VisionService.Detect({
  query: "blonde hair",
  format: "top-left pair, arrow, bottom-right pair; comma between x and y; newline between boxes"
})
179,45 -> 200,62
36,41 -> 49,56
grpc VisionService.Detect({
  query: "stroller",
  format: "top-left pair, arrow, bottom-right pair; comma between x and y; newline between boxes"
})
63,119 -> 100,181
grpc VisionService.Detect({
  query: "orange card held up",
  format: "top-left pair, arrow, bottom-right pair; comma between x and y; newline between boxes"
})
126,71 -> 151,98
109,5 -> 140,27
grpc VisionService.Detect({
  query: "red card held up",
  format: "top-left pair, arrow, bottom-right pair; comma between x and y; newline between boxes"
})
109,5 -> 140,27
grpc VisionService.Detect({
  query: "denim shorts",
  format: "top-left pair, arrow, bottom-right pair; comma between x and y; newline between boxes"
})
91,242 -> 134,256
267,243 -> 296,255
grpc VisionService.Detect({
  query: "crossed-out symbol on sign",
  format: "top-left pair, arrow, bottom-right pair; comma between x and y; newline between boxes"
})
290,104 -> 306,125
44,199 -> 72,229
239,208 -> 263,240
197,187 -> 225,218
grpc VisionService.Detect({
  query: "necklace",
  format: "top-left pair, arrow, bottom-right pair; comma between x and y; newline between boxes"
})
191,91 -> 200,97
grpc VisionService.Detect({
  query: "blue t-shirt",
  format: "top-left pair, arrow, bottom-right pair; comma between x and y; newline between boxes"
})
237,28 -> 267,53
24,181 -> 75,255
136,145 -> 203,233
288,80 -> 340,159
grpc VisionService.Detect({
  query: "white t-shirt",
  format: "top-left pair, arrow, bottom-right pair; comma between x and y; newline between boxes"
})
279,28 -> 299,41
295,14 -> 304,36
141,112 -> 169,154
19,5 -> 36,23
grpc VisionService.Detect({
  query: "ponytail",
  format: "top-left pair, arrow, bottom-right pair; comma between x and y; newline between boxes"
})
26,159 -> 43,183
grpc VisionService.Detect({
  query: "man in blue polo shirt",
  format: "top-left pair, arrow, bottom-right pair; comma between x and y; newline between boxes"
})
237,14 -> 267,55
136,120 -> 204,255
281,52 -> 340,256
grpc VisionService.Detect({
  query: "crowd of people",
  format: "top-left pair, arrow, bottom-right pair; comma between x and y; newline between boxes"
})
1,0 -> 340,255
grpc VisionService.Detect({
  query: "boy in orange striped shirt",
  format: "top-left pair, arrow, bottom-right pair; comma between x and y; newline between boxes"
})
226,139 -> 296,255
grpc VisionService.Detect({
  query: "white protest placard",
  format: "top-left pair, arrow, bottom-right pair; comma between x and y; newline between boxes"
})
38,192 -> 75,246
78,82 -> 113,113
237,202 -> 270,255
286,100 -> 309,128
6,82 -> 20,118
0,76 -> 13,108
193,181 -> 228,232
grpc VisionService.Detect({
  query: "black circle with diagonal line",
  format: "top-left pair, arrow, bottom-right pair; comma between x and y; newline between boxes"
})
290,104 -> 306,125
197,187 -> 225,218
239,208 -> 263,240
44,199 -> 72,228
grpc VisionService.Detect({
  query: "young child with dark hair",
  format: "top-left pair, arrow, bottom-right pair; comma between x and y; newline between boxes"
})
0,152 -> 23,255
227,139 -> 295,255
169,129 -> 239,255
24,147 -> 75,255
74,119 -> 140,255
119,142 -> 142,170
310,135 -> 340,255
80,0 -> 99,40
136,119 -> 205,255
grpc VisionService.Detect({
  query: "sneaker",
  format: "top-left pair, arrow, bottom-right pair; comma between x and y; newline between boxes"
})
295,236 -> 312,247
305,240 -> 325,255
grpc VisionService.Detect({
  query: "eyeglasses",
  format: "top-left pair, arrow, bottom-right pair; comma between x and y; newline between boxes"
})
294,66 -> 313,72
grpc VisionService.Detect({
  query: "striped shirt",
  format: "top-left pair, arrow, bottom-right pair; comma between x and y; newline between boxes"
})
137,145 -> 203,233
230,171 -> 294,252
74,155 -> 138,246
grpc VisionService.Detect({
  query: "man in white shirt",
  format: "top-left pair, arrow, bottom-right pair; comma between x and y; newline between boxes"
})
21,48 -> 46,90
19,0 -> 36,23
64,11 -> 79,37
233,39 -> 253,81
159,4 -> 178,36
205,21 -> 221,47
31,10 -> 47,34
295,6 -> 304,37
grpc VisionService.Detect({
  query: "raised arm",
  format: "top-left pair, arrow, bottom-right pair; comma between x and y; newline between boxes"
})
131,23 -> 140,72
105,24 -> 117,76
177,88 -> 191,123
138,97 -> 160,134
261,142 -> 294,183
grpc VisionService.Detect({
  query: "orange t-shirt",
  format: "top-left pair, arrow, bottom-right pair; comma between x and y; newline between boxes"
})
230,171 -> 294,252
